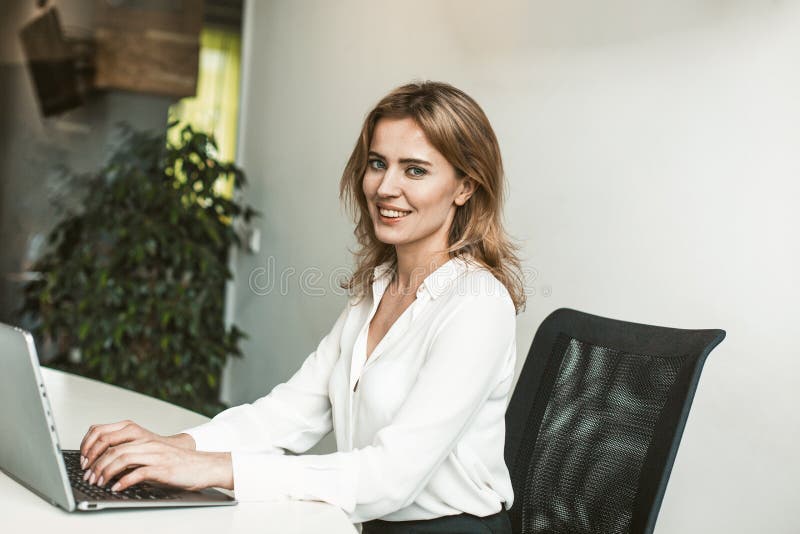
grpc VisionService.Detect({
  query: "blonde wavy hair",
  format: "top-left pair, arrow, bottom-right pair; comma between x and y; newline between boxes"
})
339,81 -> 526,313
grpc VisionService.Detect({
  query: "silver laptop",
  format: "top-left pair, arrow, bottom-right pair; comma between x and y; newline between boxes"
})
0,322 -> 236,511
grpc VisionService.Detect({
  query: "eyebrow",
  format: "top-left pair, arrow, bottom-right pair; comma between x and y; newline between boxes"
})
368,151 -> 433,167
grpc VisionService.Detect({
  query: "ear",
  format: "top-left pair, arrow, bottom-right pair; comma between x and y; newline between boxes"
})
454,177 -> 476,207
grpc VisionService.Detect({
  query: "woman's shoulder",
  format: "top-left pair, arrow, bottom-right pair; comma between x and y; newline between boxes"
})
449,257 -> 515,312
432,258 -> 517,344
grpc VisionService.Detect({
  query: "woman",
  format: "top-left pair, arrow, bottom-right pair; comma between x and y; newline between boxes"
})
78,81 -> 526,533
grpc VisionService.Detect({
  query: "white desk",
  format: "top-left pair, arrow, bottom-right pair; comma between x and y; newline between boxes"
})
0,368 -> 357,534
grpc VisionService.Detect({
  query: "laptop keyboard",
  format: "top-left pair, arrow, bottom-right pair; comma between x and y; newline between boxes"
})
63,451 -> 179,501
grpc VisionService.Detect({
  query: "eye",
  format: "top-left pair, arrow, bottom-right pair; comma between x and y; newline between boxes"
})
407,166 -> 427,178
368,159 -> 386,170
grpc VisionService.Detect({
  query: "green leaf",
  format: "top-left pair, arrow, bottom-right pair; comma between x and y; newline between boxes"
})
78,321 -> 91,341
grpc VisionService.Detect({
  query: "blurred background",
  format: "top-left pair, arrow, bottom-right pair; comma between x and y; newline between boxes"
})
1,1 -> 798,532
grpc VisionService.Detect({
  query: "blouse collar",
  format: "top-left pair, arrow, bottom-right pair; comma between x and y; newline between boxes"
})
372,255 -> 472,301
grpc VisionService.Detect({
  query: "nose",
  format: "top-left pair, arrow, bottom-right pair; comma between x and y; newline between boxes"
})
375,165 -> 402,198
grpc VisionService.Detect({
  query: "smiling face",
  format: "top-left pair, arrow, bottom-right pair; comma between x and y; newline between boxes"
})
362,117 -> 475,258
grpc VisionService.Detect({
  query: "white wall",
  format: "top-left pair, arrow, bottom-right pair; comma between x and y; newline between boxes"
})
225,1 -> 800,532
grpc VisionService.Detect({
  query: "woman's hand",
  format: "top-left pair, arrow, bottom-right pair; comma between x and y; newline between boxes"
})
79,420 -> 195,470
84,439 -> 233,492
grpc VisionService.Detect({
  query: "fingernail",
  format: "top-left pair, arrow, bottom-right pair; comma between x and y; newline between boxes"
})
83,470 -> 90,481
111,482 -> 121,492
89,473 -> 96,485
98,476 -> 104,486
80,456 -> 86,468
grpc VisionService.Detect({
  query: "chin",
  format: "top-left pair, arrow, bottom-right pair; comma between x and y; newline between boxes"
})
373,227 -> 404,246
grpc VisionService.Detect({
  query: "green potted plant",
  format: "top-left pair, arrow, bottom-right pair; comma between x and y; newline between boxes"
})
21,123 -> 256,416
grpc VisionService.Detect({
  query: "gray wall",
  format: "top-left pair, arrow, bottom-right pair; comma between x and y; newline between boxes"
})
226,1 -> 799,532
0,0 -> 174,325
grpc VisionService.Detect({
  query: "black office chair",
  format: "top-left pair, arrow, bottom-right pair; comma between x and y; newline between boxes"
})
505,308 -> 725,534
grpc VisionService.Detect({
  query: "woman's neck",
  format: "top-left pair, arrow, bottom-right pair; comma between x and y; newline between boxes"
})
393,248 -> 451,295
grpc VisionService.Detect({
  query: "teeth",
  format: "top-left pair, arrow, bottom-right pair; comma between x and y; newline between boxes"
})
379,208 -> 410,218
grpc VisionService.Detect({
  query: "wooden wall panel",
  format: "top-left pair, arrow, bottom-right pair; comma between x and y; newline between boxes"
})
93,0 -> 203,98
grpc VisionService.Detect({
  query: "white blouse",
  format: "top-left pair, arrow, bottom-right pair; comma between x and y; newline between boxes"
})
184,256 -> 517,524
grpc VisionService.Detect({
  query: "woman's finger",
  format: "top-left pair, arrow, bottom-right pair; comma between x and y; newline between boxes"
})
83,423 -> 143,469
111,465 -> 159,493
87,439 -> 156,484
78,424 -> 97,454
79,420 -> 131,461
97,451 -> 160,488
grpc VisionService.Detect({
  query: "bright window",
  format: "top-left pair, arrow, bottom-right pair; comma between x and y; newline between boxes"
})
168,27 -> 241,198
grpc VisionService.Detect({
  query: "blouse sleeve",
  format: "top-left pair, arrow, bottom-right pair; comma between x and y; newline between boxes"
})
183,305 -> 350,455
227,290 -> 516,524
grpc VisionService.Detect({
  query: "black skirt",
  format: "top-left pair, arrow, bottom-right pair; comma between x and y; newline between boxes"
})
361,509 -> 511,534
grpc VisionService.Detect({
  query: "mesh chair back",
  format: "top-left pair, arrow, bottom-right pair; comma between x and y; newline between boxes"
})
505,308 -> 725,534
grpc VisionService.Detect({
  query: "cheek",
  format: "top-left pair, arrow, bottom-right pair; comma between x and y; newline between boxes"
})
362,173 -> 378,199
412,184 -> 456,216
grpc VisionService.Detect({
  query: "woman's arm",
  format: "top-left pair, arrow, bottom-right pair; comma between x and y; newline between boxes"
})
185,304 -> 350,454
79,304 -> 351,486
